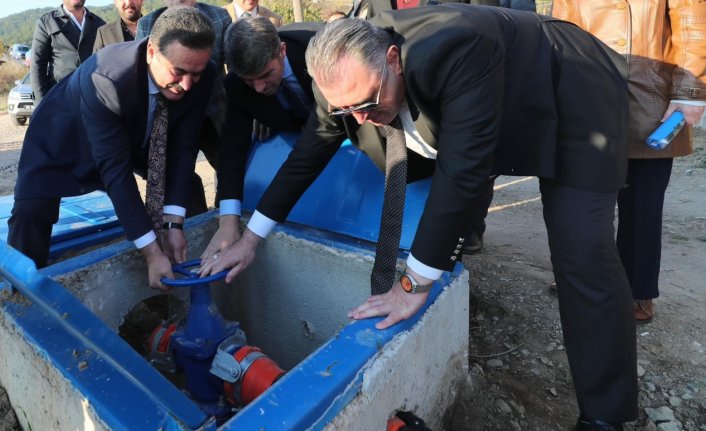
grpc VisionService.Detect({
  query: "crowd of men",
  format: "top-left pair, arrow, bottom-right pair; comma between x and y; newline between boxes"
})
10,0 -> 706,429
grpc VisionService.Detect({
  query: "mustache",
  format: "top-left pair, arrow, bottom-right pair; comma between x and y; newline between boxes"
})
166,83 -> 185,92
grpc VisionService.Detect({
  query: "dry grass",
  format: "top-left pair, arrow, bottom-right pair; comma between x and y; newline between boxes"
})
0,60 -> 27,93
0,60 -> 27,111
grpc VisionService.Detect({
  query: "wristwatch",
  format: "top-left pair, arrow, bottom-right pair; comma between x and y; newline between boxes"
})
399,271 -> 433,294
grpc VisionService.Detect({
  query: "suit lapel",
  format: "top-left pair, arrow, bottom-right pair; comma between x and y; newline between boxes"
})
408,100 -> 438,148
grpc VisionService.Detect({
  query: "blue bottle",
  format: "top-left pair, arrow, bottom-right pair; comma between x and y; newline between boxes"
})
646,111 -> 686,150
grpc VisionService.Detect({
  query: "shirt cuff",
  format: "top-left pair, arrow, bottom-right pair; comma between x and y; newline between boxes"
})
671,99 -> 706,107
406,253 -> 443,281
163,205 -> 186,217
219,199 -> 242,216
247,210 -> 277,238
133,230 -> 157,249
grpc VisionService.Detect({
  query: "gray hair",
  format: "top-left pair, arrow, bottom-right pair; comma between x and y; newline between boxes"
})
225,17 -> 281,76
305,18 -> 393,86
150,6 -> 215,55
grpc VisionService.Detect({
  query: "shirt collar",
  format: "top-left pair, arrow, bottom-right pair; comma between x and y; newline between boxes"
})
281,56 -> 294,80
147,71 -> 160,96
62,5 -> 86,30
234,2 -> 259,18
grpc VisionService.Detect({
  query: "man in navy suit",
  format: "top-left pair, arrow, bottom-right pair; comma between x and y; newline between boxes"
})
8,7 -> 215,290
201,7 -> 636,428
200,17 -> 322,261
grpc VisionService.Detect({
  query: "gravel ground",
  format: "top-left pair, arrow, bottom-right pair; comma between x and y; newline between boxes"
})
0,113 -> 25,196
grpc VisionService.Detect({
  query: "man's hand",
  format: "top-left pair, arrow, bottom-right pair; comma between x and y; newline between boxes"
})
663,102 -> 706,126
348,281 -> 430,330
162,216 -> 186,263
141,240 -> 174,292
199,228 -> 262,283
201,215 -> 241,262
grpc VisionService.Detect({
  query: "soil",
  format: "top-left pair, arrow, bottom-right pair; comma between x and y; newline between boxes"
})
0,112 -> 704,430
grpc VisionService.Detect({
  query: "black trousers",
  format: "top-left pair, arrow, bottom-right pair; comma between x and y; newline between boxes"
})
7,197 -> 61,268
617,158 -> 673,300
540,179 -> 637,422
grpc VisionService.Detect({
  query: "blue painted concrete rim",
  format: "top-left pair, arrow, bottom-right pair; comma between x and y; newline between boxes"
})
1,210 -> 465,430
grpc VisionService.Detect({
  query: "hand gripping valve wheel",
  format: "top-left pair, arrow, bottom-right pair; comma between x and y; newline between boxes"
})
147,259 -> 284,422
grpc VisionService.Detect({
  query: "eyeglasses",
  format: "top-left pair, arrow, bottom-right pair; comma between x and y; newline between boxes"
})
329,63 -> 387,117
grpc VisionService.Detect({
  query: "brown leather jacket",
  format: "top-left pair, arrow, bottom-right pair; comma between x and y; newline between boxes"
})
552,0 -> 706,158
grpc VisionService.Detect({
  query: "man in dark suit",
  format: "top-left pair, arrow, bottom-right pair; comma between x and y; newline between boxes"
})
8,8 -> 215,291
93,0 -> 143,53
137,0 -> 231,215
200,17 -> 322,260
201,7 -> 636,428
358,0 -> 492,255
31,0 -> 105,102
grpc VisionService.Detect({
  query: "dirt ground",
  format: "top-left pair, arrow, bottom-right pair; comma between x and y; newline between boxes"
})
0,112 -> 704,430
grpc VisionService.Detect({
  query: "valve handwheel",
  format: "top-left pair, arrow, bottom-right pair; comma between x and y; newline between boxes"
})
160,259 -> 230,287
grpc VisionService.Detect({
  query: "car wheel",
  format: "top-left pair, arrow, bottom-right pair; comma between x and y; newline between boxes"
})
10,115 -> 27,126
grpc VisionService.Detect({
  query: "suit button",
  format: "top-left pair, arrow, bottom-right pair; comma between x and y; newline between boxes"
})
616,38 -> 627,47
450,256 -> 457,262
453,249 -> 460,255
458,237 -> 465,243
616,2 -> 626,9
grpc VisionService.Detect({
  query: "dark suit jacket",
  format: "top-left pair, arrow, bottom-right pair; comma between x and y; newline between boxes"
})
31,6 -> 105,101
253,5 -> 629,272
15,39 -> 215,241
93,19 -> 135,53
365,0 -> 470,18
218,22 -> 323,202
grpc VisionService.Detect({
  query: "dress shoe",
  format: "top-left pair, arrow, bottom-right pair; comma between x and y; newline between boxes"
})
462,230 -> 483,255
575,417 -> 623,431
634,299 -> 654,324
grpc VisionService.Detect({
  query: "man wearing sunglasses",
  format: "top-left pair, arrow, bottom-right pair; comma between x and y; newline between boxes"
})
201,6 -> 636,429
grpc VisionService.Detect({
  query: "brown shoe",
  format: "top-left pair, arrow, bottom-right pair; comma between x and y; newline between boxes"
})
634,299 -> 654,324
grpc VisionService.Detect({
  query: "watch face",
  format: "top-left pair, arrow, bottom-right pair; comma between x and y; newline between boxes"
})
400,274 -> 413,293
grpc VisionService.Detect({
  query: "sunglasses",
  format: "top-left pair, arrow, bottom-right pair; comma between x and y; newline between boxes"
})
329,63 -> 387,117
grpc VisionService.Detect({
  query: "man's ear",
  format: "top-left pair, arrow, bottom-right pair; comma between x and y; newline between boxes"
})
386,45 -> 402,75
146,40 -> 155,65
280,41 -> 287,59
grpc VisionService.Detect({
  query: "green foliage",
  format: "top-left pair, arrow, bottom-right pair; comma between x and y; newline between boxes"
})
262,0 -> 323,23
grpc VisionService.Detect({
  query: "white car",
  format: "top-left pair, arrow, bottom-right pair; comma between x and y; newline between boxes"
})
7,74 -> 34,126
10,44 -> 30,60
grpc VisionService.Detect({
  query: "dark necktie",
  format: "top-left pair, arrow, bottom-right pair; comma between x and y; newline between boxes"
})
280,79 -> 312,120
370,116 -> 408,295
145,94 -> 168,234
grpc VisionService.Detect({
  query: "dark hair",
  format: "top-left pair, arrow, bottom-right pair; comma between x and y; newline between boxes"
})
150,6 -> 215,55
224,16 -> 281,76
